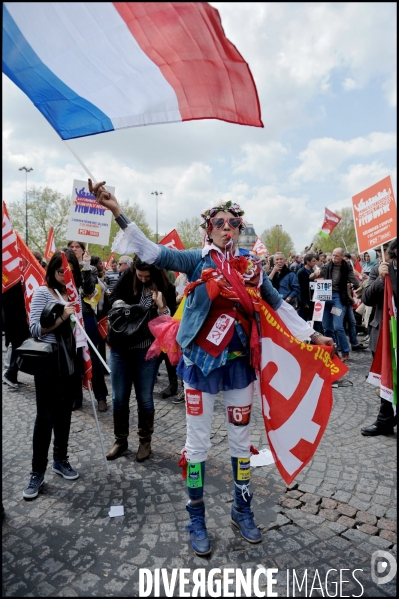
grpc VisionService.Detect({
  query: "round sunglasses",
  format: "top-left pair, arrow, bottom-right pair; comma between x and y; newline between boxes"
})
210,216 -> 242,229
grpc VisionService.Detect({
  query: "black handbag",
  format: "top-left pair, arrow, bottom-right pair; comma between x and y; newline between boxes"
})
106,302 -> 156,350
15,337 -> 57,376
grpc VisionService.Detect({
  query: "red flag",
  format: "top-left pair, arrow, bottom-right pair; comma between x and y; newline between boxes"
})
44,227 -> 55,260
257,298 -> 348,484
98,316 -> 109,341
251,237 -> 268,256
367,276 -> 396,405
61,251 -> 92,388
2,201 -> 22,292
318,208 -> 341,238
158,229 -> 185,250
14,231 -> 46,317
103,251 -> 114,270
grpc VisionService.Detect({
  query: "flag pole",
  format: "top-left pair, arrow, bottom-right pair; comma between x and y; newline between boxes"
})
380,244 -> 385,262
341,236 -> 348,252
87,380 -> 110,474
72,316 -> 111,374
63,140 -> 97,184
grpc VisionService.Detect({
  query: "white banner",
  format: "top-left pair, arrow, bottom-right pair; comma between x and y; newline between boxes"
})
66,180 -> 114,246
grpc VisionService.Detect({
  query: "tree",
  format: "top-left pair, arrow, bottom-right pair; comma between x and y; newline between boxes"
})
88,201 -> 153,260
7,186 -> 70,253
314,207 -> 357,253
177,216 -> 203,249
260,225 -> 295,257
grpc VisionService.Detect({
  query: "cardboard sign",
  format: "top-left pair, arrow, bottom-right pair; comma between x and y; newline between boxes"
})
313,300 -> 325,322
66,179 -> 114,245
314,280 -> 332,301
352,175 -> 397,254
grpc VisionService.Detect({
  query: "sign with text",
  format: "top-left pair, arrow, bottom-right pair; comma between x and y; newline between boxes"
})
314,280 -> 332,301
352,175 -> 397,254
66,180 -> 114,246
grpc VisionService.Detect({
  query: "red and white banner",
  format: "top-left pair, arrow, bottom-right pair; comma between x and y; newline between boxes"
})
158,229 -> 185,251
2,201 -> 21,292
318,208 -> 341,238
251,237 -> 268,256
61,251 -> 92,388
257,298 -> 348,484
312,300 -> 325,322
44,227 -> 56,260
14,230 -> 46,316
103,252 -> 114,270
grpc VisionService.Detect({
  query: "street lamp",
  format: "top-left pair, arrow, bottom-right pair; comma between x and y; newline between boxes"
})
19,166 -> 33,246
276,224 -> 282,251
151,191 -> 163,243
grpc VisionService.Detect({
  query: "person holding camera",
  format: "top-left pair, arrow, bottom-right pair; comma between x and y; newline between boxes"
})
267,251 -> 301,310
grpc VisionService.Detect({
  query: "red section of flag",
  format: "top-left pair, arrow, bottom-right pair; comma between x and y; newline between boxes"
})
320,208 -> 341,236
14,230 -> 46,316
61,251 -> 92,388
367,276 -> 396,403
158,229 -> 186,250
2,202 -> 22,292
258,299 -> 348,485
251,237 -> 268,255
103,251 -> 114,270
98,316 -> 109,341
114,2 -> 263,128
44,227 -> 55,260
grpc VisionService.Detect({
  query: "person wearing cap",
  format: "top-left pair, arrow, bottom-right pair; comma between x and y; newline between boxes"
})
89,178 -> 334,557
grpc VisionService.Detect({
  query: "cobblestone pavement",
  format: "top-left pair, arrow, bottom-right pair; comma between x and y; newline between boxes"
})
2,339 -> 397,597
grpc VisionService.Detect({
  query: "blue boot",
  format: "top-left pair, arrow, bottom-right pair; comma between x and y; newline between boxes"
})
185,501 -> 211,556
231,484 -> 262,543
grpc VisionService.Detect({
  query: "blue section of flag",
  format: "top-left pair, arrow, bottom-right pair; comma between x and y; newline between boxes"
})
2,4 -> 114,140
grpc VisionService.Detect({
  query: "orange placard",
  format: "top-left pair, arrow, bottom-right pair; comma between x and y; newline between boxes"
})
351,176 -> 396,254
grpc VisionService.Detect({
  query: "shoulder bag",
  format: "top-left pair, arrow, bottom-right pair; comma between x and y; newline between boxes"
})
15,337 -> 57,376
106,302 -> 157,351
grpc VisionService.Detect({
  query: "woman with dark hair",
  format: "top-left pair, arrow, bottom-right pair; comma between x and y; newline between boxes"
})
67,241 -> 108,411
267,252 -> 301,309
107,256 -> 176,461
22,250 -> 83,500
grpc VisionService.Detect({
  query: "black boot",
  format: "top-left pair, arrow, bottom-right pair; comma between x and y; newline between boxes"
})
136,409 -> 155,462
106,412 -> 129,460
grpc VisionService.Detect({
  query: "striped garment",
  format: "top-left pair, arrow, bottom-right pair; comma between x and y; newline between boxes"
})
29,286 -> 83,344
132,287 -> 169,350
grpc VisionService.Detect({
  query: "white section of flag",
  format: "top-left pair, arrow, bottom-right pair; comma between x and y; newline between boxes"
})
252,237 -> 268,255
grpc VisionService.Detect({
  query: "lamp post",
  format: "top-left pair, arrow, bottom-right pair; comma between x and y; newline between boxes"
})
19,166 -> 33,246
276,224 -> 282,251
151,191 -> 163,243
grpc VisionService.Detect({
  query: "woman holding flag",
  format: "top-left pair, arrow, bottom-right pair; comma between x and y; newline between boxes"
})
23,250 -> 83,500
90,179 -> 334,556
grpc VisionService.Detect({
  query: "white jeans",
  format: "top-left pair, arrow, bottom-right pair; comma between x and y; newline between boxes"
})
184,381 -> 254,463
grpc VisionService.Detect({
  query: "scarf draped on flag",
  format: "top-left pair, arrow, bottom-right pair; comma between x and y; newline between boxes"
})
14,230 -> 46,317
367,275 -> 397,409
61,251 -> 92,389
2,201 -> 21,292
3,2 -> 262,140
44,227 -> 55,260
318,208 -> 341,239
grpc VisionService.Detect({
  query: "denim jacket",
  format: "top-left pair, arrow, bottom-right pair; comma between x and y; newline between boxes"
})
154,245 -> 283,350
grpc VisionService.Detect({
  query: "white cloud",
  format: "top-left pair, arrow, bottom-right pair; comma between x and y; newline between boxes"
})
232,142 -> 288,180
342,78 -> 359,91
338,162 -> 397,200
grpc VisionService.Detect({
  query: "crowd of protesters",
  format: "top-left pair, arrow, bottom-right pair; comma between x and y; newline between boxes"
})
2,200 -> 396,554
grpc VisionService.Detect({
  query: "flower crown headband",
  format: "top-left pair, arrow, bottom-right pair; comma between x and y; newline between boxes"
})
200,200 -> 245,231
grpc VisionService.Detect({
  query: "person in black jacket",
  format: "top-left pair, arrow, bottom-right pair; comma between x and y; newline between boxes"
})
361,239 -> 397,436
297,253 -> 319,322
107,256 -> 176,461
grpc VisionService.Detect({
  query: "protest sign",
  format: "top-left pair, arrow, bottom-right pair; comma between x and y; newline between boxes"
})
313,300 -> 325,322
314,280 -> 332,301
66,180 -> 114,246
351,175 -> 396,254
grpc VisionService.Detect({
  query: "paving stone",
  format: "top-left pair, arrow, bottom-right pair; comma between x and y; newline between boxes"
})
367,504 -> 387,518
331,490 -> 352,503
358,523 -> 379,535
297,483 -> 317,494
336,503 -> 357,517
319,508 -> 339,522
320,498 -> 337,510
280,498 -> 302,509
356,511 -> 377,526
300,504 -> 319,515
337,515 -> 356,528
327,521 -> 348,534
367,535 -> 394,549
299,493 -> 321,505
285,490 -> 303,500
377,518 -> 397,532
342,528 -> 369,543
348,497 -> 371,512
379,530 -> 397,543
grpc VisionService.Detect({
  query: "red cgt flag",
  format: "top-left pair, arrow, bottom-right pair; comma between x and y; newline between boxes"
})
251,237 -> 268,256
159,229 -> 186,277
44,227 -> 56,260
257,298 -> 348,485
318,208 -> 341,238
61,251 -> 92,389
2,201 -> 21,292
14,230 -> 46,317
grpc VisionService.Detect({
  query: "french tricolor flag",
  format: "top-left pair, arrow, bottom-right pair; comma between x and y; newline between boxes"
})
3,2 -> 263,140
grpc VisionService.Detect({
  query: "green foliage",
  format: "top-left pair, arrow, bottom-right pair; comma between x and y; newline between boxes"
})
260,225 -> 295,257
314,207 -> 357,253
177,216 -> 203,249
88,200 -> 153,260
7,186 -> 70,253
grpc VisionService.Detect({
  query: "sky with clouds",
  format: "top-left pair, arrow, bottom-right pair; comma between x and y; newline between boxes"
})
3,2 -> 396,253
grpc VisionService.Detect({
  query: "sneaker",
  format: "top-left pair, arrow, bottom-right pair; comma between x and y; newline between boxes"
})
172,389 -> 185,404
23,472 -> 45,500
231,503 -> 262,543
352,343 -> 367,351
2,374 -> 19,389
52,460 -> 79,480
340,353 -> 350,362
185,502 -> 211,556
98,399 -> 108,412
161,384 -> 178,399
